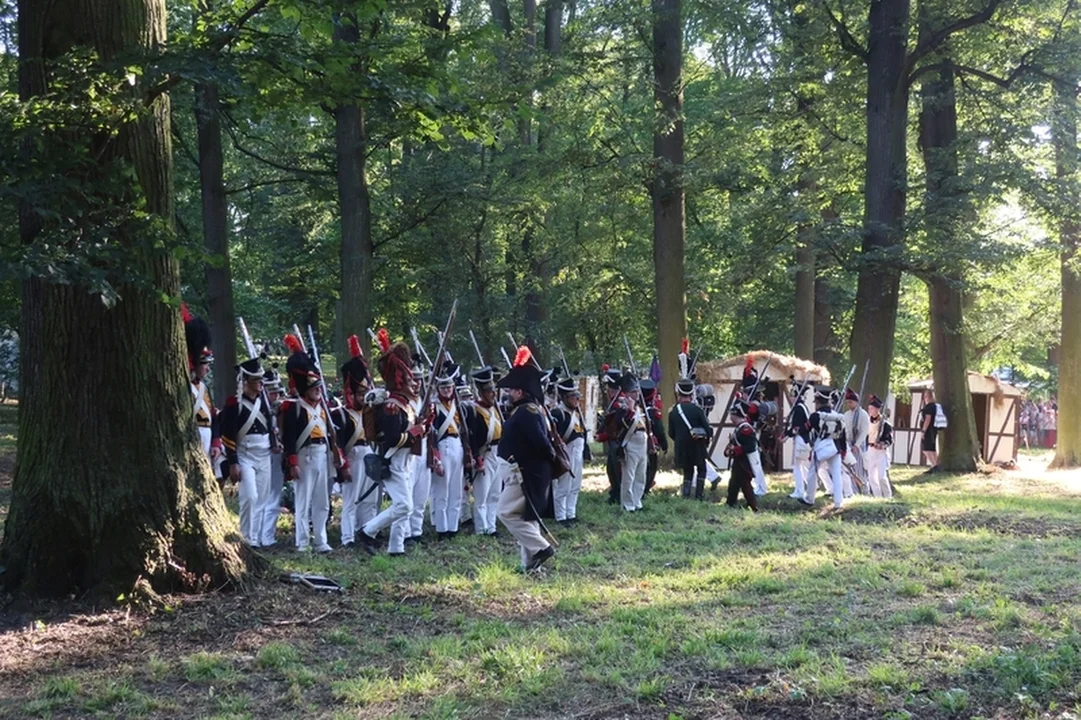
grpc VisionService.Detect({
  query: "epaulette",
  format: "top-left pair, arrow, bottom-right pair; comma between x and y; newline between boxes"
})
739,424 -> 755,436
225,396 -> 238,408
384,402 -> 400,415
280,398 -> 296,410
524,402 -> 541,414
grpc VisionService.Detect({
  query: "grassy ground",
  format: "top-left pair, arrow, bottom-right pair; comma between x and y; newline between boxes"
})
2,434 -> 1081,718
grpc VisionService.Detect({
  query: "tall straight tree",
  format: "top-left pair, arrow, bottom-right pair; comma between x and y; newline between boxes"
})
917,39 -> 981,472
2,0 -> 253,597
829,0 -> 1004,399
846,0 -> 909,400
334,11 -> 375,353
194,0 -> 237,402
1051,70 -> 1081,468
651,0 -> 686,408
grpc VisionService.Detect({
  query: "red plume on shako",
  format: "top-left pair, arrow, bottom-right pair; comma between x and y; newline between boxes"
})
514,346 -> 533,368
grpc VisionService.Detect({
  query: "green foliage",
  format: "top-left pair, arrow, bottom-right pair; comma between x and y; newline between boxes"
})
0,0 -> 1067,389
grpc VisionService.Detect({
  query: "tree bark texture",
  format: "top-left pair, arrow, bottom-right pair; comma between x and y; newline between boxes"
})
651,0 -> 687,409
918,46 -> 981,472
794,233 -> 816,360
4,0 -> 254,598
848,0 -> 910,401
194,78 -> 238,403
334,18 -> 374,355
1052,76 -> 1081,468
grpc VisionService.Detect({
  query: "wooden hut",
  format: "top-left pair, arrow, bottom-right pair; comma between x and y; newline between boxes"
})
892,373 -> 1022,466
695,351 -> 831,472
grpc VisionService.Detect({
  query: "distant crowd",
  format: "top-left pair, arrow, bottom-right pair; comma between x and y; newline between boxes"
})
1020,399 -> 1057,449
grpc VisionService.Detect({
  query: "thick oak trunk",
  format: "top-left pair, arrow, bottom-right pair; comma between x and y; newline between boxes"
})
3,0 -> 254,598
1052,77 -> 1081,468
919,48 -> 980,472
849,0 -> 909,400
334,19 -> 374,353
651,0 -> 687,409
194,78 -> 238,402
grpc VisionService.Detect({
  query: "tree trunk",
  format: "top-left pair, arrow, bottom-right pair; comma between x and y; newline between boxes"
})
1051,75 -> 1081,468
334,18 -> 374,355
918,40 -> 980,472
194,77 -> 237,403
651,0 -> 686,409
794,235 -> 816,360
848,0 -> 909,401
3,0 -> 254,598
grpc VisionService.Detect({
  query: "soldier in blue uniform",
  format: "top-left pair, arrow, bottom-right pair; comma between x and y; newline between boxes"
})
220,356 -> 274,546
496,347 -> 557,572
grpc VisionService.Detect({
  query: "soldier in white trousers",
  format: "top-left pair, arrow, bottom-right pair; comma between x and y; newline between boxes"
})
551,378 -> 586,526
613,374 -> 649,512
804,387 -> 847,509
468,367 -> 505,535
430,362 -> 468,538
260,368 -> 285,547
357,329 -> 426,556
281,337 -> 339,553
842,388 -> 870,496
786,383 -> 812,501
866,395 -> 894,498
221,358 -> 275,546
399,366 -> 431,544
333,337 -> 377,548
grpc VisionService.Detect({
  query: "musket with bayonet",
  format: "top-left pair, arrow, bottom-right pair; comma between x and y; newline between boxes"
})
304,325 -> 342,463
708,352 -> 774,460
237,317 -> 283,453
557,345 -> 572,379
418,302 -> 461,474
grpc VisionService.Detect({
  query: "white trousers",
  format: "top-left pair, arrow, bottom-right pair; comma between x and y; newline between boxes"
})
236,435 -> 272,546
470,448 -> 502,534
261,457 -> 284,546
339,445 -> 378,546
198,426 -> 223,478
621,433 -> 649,511
496,460 -> 549,568
866,447 -> 892,498
408,440 -> 431,537
362,450 -> 415,554
431,438 -> 464,532
554,437 -> 585,521
294,444 -> 330,551
808,441 -> 838,508
791,437 -> 810,499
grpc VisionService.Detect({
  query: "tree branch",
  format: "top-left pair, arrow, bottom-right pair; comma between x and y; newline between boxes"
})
906,0 -> 1005,74
818,0 -> 868,61
145,0 -> 273,103
374,198 -> 449,250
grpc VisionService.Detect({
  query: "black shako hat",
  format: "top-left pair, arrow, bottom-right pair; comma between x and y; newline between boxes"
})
497,346 -> 544,402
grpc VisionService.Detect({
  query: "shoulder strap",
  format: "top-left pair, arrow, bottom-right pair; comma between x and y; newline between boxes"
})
676,403 -> 694,431
237,396 -> 262,440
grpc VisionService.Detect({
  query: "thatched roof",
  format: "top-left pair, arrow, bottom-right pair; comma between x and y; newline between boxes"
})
696,350 -> 831,385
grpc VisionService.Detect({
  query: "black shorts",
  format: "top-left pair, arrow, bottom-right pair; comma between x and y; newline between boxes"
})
922,429 -> 938,452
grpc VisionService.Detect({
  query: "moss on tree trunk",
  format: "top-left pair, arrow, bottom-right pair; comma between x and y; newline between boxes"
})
1,0 -> 260,599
